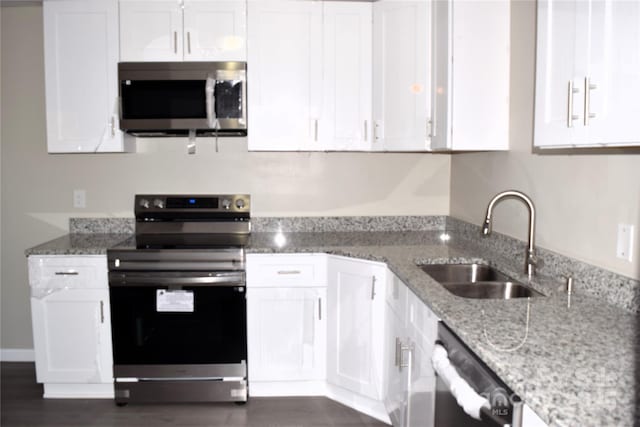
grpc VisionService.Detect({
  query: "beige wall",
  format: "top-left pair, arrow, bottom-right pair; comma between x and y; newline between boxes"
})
450,0 -> 640,281
0,5 -> 451,349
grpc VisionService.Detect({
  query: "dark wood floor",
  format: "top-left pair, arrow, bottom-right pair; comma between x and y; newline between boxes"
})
1,363 -> 387,427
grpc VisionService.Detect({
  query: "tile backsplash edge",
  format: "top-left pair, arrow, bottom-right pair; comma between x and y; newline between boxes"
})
446,217 -> 640,313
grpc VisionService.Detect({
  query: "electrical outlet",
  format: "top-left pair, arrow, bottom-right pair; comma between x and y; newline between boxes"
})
73,190 -> 86,209
616,224 -> 634,262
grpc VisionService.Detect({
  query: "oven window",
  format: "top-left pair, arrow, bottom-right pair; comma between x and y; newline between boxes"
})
121,80 -> 207,120
110,286 -> 246,365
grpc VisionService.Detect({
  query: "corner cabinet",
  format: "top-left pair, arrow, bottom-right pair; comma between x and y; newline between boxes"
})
119,0 -> 247,62
534,0 -> 640,148
428,0 -> 510,151
28,255 -> 114,398
43,0 -> 133,153
326,256 -> 389,422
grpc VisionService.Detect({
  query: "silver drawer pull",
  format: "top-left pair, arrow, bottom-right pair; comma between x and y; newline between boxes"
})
277,270 -> 302,275
55,271 -> 79,276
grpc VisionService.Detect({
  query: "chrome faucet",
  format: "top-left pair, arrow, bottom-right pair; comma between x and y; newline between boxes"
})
482,190 -> 538,280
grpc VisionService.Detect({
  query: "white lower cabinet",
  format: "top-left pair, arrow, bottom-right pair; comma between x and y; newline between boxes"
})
28,255 -> 113,398
246,254 -> 328,396
384,272 -> 437,427
326,256 -> 389,423
246,287 -> 327,394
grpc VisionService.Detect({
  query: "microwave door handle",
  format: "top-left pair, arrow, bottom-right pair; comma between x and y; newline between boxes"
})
205,74 -> 216,128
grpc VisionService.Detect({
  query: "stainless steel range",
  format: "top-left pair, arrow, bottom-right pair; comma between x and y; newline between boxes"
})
107,194 -> 250,405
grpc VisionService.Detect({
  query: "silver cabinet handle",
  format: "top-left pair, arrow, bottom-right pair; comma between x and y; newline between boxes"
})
370,276 -> 376,300
100,301 -> 105,324
364,120 -> 368,142
187,32 -> 192,55
584,76 -> 597,126
110,116 -> 116,137
427,118 -> 433,138
174,31 -> 178,54
567,80 -> 580,128
394,338 -> 413,371
318,297 -> 322,320
314,119 -> 318,142
277,270 -> 301,275
55,271 -> 78,276
399,340 -> 413,370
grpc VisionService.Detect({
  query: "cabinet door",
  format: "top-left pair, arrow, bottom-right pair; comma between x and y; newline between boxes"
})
372,0 -> 430,152
183,0 -> 247,61
43,0 -> 129,153
384,282 -> 409,427
534,0 -> 584,148
430,0 -> 510,151
247,287 -> 326,381
327,257 -> 386,401
31,289 -> 113,384
247,0 -> 323,151
119,1 -> 183,61
406,290 -> 437,427
320,2 -> 373,151
585,0 -> 640,146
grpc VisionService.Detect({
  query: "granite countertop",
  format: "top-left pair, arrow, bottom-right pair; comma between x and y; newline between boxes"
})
25,230 -> 640,427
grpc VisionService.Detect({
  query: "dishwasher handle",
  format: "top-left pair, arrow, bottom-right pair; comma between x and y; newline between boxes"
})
432,344 -> 496,422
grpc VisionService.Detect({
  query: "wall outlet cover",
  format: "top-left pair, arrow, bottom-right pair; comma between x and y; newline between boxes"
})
616,224 -> 634,262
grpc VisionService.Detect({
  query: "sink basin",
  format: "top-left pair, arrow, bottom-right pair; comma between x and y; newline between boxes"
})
418,263 -> 543,299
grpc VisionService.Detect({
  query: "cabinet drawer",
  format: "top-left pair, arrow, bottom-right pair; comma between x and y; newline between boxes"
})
28,255 -> 108,292
247,254 -> 327,287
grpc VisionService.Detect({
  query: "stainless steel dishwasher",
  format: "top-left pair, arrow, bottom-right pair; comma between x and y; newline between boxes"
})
433,322 -> 523,427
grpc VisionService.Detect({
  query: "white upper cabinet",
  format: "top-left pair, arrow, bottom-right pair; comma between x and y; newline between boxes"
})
120,0 -> 247,62
247,0 -> 323,151
320,2 -> 373,151
248,0 -> 371,152
534,0 -> 640,148
43,0 -> 133,153
429,0 -> 510,151
372,0 -> 430,151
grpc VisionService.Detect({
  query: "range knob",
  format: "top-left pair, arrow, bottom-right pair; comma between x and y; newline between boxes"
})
153,198 -> 165,209
139,198 -> 150,209
235,198 -> 246,209
221,199 -> 232,210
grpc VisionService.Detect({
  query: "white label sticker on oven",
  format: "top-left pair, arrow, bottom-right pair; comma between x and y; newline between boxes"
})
156,290 -> 194,313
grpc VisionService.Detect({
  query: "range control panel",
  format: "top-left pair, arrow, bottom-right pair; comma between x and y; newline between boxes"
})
135,194 -> 250,214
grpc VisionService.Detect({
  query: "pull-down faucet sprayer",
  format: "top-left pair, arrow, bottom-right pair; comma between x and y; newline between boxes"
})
482,190 -> 538,280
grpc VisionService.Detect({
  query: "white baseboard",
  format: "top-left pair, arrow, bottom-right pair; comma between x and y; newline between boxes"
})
1,348 -> 35,362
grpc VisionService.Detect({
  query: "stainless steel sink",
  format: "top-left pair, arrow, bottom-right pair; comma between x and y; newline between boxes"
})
418,263 -> 543,299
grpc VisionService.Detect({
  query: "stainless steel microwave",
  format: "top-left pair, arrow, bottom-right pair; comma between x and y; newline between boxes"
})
118,62 -> 247,137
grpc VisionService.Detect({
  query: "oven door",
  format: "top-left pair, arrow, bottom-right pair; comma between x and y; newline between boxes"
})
109,271 -> 246,379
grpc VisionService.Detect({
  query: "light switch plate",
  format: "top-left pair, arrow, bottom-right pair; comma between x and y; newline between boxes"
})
616,224 -> 634,262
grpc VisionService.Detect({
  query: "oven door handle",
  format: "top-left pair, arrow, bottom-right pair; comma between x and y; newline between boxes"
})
109,273 -> 245,287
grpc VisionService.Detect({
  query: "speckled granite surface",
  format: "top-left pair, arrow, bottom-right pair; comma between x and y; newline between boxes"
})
252,215 -> 447,232
447,217 -> 640,314
24,233 -> 131,255
70,218 -> 134,234
24,218 -> 640,426
246,231 -> 639,427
